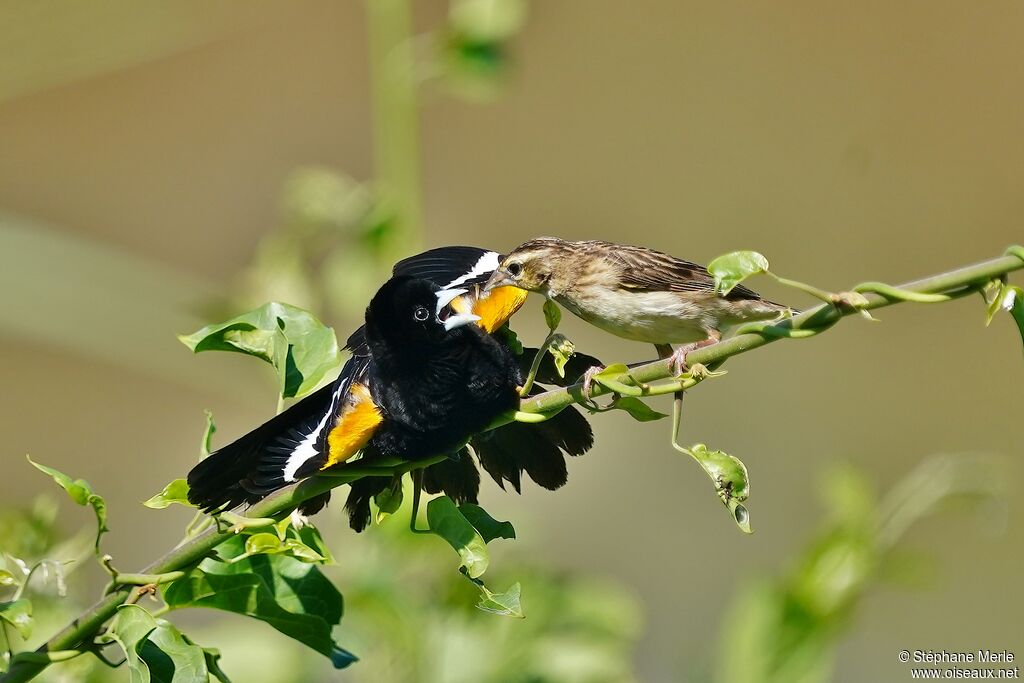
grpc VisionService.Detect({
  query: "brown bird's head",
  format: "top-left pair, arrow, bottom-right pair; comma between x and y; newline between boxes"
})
485,237 -> 574,294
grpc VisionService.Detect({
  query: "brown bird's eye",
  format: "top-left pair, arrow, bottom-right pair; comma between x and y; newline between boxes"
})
507,262 -> 522,277
413,306 -> 429,322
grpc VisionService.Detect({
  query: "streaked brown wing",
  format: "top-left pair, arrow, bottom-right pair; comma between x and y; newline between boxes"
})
603,242 -> 763,301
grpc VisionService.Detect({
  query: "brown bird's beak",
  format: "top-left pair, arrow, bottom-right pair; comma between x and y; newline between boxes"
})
483,269 -> 513,292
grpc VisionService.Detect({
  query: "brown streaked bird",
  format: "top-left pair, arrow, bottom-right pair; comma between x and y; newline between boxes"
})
484,237 -> 793,390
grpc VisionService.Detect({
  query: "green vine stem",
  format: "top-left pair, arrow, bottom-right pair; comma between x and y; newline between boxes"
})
518,331 -> 558,397
2,247 -> 1022,683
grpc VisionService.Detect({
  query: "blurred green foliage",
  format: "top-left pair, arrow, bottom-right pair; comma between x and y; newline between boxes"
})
717,457 -> 1007,683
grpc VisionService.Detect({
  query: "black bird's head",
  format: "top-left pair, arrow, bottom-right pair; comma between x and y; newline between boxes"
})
365,276 -> 482,353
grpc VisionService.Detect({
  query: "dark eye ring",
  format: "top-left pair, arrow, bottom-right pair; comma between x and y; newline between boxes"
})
413,306 -> 430,322
507,262 -> 522,277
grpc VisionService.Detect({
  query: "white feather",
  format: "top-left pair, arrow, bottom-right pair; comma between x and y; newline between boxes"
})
443,251 -> 500,289
282,378 -> 347,481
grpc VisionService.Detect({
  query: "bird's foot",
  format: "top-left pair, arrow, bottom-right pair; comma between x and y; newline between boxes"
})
667,338 -> 717,377
580,365 -> 605,400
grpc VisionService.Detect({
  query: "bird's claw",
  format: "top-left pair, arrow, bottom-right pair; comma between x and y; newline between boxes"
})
667,346 -> 692,377
667,338 -> 718,378
581,365 -> 605,400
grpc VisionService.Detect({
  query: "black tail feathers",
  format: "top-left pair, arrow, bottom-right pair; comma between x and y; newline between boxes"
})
422,449 -> 480,504
471,399 -> 593,493
186,381 -> 336,513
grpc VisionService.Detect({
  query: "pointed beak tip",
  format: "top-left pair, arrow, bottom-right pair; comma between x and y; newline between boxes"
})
482,272 -> 504,292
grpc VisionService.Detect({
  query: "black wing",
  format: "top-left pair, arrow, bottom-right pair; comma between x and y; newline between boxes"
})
186,355 -> 362,512
392,245 -> 501,289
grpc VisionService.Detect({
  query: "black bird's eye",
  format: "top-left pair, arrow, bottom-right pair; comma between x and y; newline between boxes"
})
507,262 -> 522,277
413,306 -> 430,322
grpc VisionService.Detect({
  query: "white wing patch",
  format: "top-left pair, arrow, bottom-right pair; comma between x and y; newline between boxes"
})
282,377 -> 348,482
443,251 -> 500,289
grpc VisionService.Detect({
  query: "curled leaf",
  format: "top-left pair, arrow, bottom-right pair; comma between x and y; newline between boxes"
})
374,478 -> 404,523
686,444 -> 753,534
613,397 -> 669,422
243,533 -> 283,557
143,479 -> 193,510
475,581 -> 524,618
546,334 -> 575,379
708,251 -> 770,296
199,410 -> 217,459
27,457 -> 108,551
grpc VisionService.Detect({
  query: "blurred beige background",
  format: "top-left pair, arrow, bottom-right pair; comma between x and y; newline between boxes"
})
1,2 -> 1021,681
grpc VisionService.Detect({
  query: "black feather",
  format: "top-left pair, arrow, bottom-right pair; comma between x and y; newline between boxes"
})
344,478 -> 388,533
392,246 -> 498,287
186,380 -> 338,512
422,448 -> 480,504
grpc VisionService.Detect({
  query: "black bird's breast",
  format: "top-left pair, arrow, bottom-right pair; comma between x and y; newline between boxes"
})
368,329 -> 521,460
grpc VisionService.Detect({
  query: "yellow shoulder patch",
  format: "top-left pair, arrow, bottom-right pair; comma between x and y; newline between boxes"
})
322,383 -> 383,469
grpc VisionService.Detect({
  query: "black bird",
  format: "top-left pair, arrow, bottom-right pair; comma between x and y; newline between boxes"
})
187,246 -> 597,531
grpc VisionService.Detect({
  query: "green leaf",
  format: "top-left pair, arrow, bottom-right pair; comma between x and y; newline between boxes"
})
179,302 -> 340,399
546,333 -> 574,379
102,604 -> 158,683
686,444 -> 753,534
283,539 -> 326,564
139,619 -> 210,683
292,524 -> 334,565
374,478 -> 404,523
475,581 -> 524,618
243,533 -> 284,556
449,0 -> 526,42
162,536 -> 354,668
458,503 -> 516,543
198,646 -> 232,683
492,324 -> 524,356
144,479 -> 193,510
542,298 -> 562,331
426,496 -> 489,579
27,457 -> 108,551
199,410 -> 217,459
984,280 -> 1003,326
707,250 -> 770,295
0,599 -> 33,639
589,364 -> 643,397
613,397 -> 669,422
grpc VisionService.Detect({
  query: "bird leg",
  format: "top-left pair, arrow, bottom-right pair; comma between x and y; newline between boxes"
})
580,364 -> 606,401
662,331 -> 721,377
